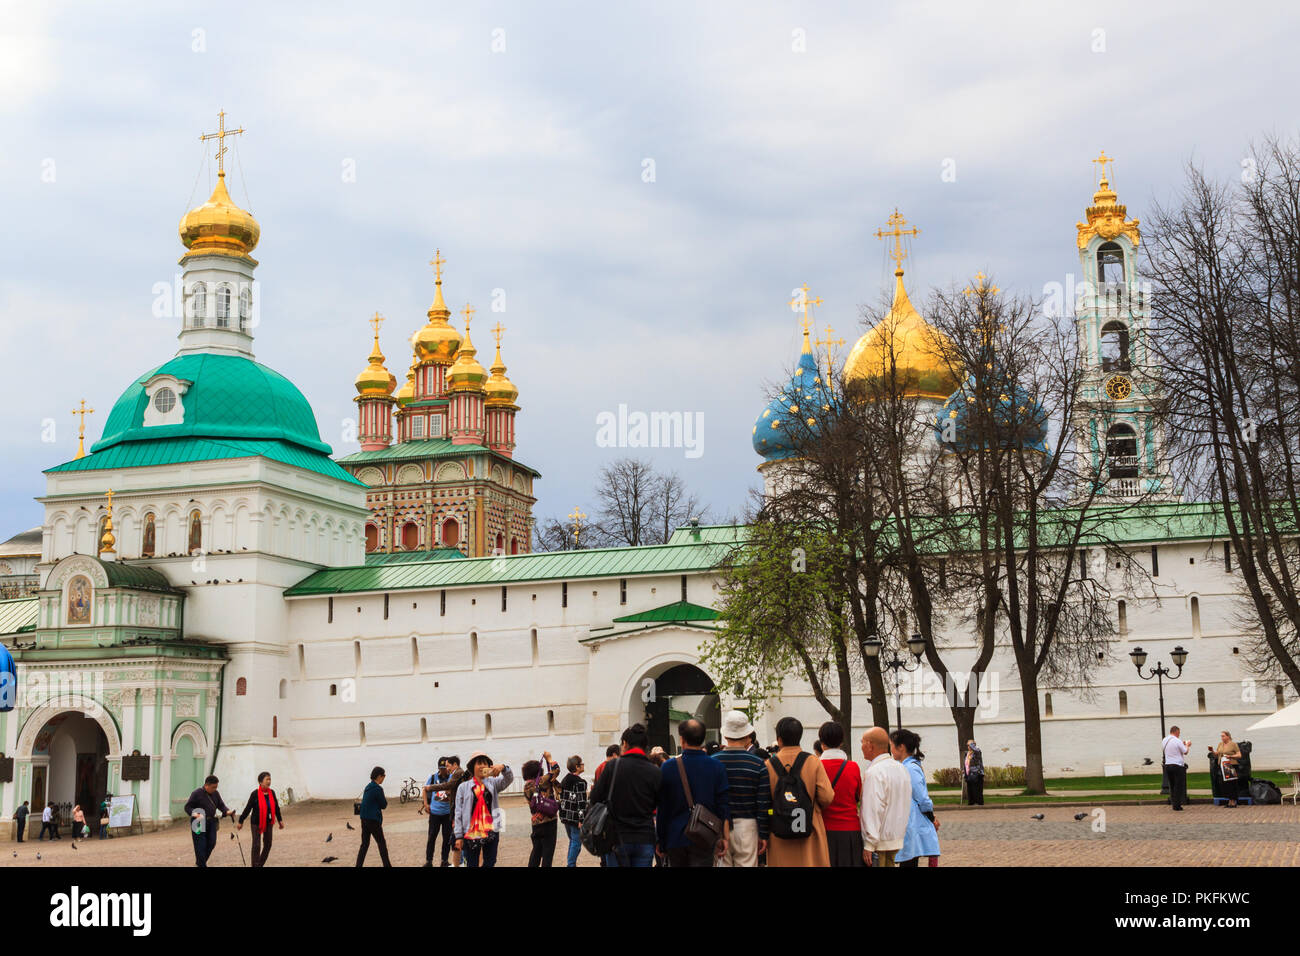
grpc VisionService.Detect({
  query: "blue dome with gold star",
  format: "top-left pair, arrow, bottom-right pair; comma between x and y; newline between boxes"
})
934,366 -> 1048,454
753,332 -> 834,462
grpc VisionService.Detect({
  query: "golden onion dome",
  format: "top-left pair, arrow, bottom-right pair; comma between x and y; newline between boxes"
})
844,269 -> 961,401
394,360 -> 417,406
179,172 -> 260,259
447,325 -> 488,393
484,339 -> 519,407
413,278 -> 462,365
355,327 -> 397,397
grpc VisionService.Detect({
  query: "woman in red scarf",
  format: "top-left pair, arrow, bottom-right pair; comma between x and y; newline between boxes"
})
237,771 -> 284,867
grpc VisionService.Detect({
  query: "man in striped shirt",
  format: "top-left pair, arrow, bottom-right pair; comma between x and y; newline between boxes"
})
713,710 -> 771,867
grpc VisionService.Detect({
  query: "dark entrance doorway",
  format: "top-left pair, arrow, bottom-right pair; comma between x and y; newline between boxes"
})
634,663 -> 721,755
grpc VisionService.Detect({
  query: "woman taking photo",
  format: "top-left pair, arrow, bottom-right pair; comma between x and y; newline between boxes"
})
891,729 -> 941,868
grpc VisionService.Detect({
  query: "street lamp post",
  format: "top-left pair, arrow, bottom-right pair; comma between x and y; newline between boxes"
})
1130,644 -> 1189,795
864,632 -> 926,731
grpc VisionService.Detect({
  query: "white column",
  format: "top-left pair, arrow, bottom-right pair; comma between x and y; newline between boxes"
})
138,688 -> 156,821
157,688 -> 174,823
203,677 -> 220,775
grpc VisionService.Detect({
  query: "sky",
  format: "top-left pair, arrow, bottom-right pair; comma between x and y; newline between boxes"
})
2,0 -> 1298,538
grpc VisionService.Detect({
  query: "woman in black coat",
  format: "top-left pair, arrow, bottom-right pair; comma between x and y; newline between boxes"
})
236,772 -> 284,867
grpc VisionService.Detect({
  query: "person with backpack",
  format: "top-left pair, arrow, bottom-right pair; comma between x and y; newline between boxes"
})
585,723 -> 661,867
656,718 -> 730,866
422,756 -> 461,867
558,755 -> 589,867
764,716 -> 834,867
817,721 -> 864,867
891,729 -> 941,867
453,752 -> 514,868
523,751 -> 562,867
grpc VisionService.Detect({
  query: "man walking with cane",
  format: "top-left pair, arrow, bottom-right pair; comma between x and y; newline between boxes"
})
185,775 -> 236,866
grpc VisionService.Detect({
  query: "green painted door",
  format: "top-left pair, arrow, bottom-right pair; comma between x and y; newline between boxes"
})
169,736 -> 200,818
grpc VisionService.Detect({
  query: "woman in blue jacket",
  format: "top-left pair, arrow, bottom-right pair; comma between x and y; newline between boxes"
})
890,729 -> 940,867
356,766 -> 392,867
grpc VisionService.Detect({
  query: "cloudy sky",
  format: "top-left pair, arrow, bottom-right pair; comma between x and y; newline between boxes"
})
2,0 -> 1297,538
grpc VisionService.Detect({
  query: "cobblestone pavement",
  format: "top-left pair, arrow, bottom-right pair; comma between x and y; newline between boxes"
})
2,798 -> 1296,867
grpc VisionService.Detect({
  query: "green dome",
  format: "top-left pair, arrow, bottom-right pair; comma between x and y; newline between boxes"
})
92,353 -> 332,456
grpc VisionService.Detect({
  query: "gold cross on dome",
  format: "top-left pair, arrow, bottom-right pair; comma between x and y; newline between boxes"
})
491,321 -> 506,348
104,488 -> 114,512
429,249 -> 446,283
790,282 -> 822,336
876,209 -> 920,271
369,311 -> 385,337
71,398 -> 94,460
569,507 -> 587,547
814,324 -> 845,371
1093,150 -> 1114,184
199,110 -> 246,175
963,272 -> 999,297
461,303 -> 476,330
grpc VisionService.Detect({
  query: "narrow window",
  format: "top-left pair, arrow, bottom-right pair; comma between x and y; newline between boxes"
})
561,582 -> 568,608
1190,596 -> 1201,637
619,578 -> 627,605
531,628 -> 539,666
547,709 -> 555,732
440,589 -> 446,616
484,713 -> 493,738
383,593 -> 389,620
470,632 -> 478,670
420,717 -> 428,743
1117,600 -> 1128,634
501,586 -> 508,612
298,644 -> 305,676
272,716 -> 277,738
1151,545 -> 1159,577
1078,549 -> 1089,581
1118,690 -> 1128,715
1197,688 -> 1206,713
411,636 -> 420,672
1223,541 -> 1232,573
353,640 -> 361,673
329,683 -> 337,696
328,597 -> 333,623
359,721 -> 367,745
681,574 -> 687,602
239,287 -> 251,329
278,679 -> 287,700
235,677 -> 247,696
1044,692 -> 1053,717
1276,686 -> 1286,710
215,284 -> 231,326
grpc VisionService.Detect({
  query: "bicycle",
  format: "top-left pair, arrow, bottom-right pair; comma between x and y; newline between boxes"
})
399,776 -> 423,805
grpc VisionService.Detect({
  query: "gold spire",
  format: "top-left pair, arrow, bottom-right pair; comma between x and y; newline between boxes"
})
355,311 -> 397,396
569,507 -> 588,548
484,321 -> 520,407
814,324 -> 845,375
180,111 -> 259,260
100,489 -> 116,554
413,248 -> 462,364
1077,150 -> 1140,249
843,209 -> 961,400
447,303 -> 488,392
71,399 -> 94,460
876,208 -> 920,276
790,282 -> 822,355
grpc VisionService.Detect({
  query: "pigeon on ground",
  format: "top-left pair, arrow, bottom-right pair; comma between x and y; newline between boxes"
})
346,821 -> 355,830
1031,813 -> 1045,820
321,855 -> 338,863
36,853 -> 41,860
325,833 -> 333,842
71,842 -> 77,850
1074,812 -> 1088,820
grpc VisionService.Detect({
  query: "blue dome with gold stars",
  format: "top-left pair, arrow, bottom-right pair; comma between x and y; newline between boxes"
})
933,367 -> 1048,454
753,332 -> 834,462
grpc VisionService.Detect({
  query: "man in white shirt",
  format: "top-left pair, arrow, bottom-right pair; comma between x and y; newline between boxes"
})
1161,725 -> 1191,811
859,727 -> 911,866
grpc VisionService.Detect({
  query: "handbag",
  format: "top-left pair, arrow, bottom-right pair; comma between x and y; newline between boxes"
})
580,758 -> 620,856
529,765 -> 560,817
677,756 -> 724,850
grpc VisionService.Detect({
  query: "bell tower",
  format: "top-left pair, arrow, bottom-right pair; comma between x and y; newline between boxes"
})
1073,152 -> 1173,501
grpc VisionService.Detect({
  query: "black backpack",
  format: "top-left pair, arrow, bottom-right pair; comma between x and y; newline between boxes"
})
768,752 -> 814,840
580,759 -> 620,856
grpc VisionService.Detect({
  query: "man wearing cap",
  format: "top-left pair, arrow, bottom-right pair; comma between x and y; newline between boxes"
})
713,710 -> 770,867
453,752 -> 514,868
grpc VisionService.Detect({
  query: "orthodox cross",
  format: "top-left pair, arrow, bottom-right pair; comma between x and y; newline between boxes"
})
965,274 -> 1003,353
104,488 -> 114,514
429,249 -> 446,283
814,324 -> 845,375
369,311 -> 385,338
790,282 -> 822,338
199,110 -> 246,175
1092,150 -> 1114,184
569,507 -> 587,548
71,399 -> 94,460
461,303 -> 476,333
876,209 -> 919,272
491,321 -> 506,348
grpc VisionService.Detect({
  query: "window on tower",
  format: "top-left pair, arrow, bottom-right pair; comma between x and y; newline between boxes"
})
1100,321 -> 1131,372
1097,242 -> 1125,286
364,524 -> 378,553
188,284 -> 207,325
239,287 -> 251,329
411,417 -> 425,439
441,518 -> 460,547
402,522 -> 419,551
215,284 -> 232,327
1106,424 -> 1139,478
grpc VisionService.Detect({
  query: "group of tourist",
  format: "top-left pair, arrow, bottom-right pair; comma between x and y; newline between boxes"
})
1162,725 -> 1250,810
396,710 -> 941,867
183,770 -> 284,867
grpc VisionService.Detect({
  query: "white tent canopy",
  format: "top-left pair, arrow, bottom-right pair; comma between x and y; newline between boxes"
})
1247,699 -> 1300,731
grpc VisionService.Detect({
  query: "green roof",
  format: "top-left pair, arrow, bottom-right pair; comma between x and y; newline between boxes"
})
98,560 -> 182,593
0,597 -> 37,636
612,600 -> 720,624
46,437 -> 363,486
93,353 -> 332,455
338,439 -> 541,477
363,548 -> 467,566
285,539 -> 733,597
